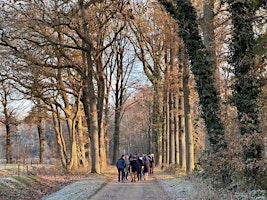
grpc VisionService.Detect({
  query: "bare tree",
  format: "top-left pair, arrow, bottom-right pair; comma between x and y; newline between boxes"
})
0,79 -> 18,164
0,0 -> 133,173
24,103 -> 49,164
110,34 -> 137,163
129,2 -> 170,166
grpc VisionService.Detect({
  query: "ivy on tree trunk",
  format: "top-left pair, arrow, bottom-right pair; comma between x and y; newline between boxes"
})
227,0 -> 263,177
158,0 -> 226,153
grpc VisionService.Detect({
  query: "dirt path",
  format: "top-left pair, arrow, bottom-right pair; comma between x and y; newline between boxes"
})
42,170 -> 171,200
90,175 -> 171,200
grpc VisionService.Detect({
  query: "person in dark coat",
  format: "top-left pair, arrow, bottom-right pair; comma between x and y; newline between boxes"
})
116,154 -> 125,182
137,155 -> 143,181
130,155 -> 139,182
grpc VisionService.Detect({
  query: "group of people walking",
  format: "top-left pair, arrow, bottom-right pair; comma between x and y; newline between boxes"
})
116,153 -> 155,183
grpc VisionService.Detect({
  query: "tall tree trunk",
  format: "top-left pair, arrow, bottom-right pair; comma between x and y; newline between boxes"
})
52,106 -> 67,168
104,75 -> 111,162
99,119 -> 106,170
56,28 -> 80,171
174,92 -> 180,166
35,99 -> 45,165
68,121 -> 79,171
159,0 -> 226,155
162,101 -> 167,168
168,47 -> 176,166
86,69 -> 101,173
67,88 -> 84,171
113,107 -> 121,164
88,96 -> 100,173
5,123 -> 11,164
57,66 -> 82,171
152,82 -> 163,167
179,95 -> 186,171
37,115 -> 45,164
169,92 -> 175,166
97,58 -> 107,171
182,48 -> 194,174
2,94 -> 12,164
186,113 -> 194,173
78,1 -> 100,174
200,0 -> 220,151
112,50 -> 123,164
78,114 -> 88,168
166,88 -> 170,166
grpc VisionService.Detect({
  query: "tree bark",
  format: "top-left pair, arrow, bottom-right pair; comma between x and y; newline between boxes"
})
162,98 -> 167,168
174,92 -> 180,166
78,114 -> 88,168
97,58 -> 107,171
5,123 -> 11,164
1,82 -> 12,164
52,106 -> 67,168
86,60 -> 101,173
169,92 -> 175,166
179,96 -> 186,171
113,107 -> 121,164
37,115 -> 45,164
153,83 -> 163,167
180,42 -> 195,174
166,88 -> 170,166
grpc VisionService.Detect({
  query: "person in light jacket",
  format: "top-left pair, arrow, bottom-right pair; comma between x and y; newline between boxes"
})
124,155 -> 130,180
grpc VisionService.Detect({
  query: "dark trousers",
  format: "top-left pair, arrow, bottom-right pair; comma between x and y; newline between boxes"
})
125,170 -> 129,180
137,168 -> 142,181
118,169 -> 125,182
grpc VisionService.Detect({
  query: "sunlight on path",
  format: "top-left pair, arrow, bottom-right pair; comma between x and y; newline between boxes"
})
90,172 -> 171,200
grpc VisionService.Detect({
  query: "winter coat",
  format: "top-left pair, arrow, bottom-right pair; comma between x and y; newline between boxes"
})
143,158 -> 150,173
137,157 -> 143,173
116,158 -> 125,170
130,158 -> 139,172
149,156 -> 155,167
124,158 -> 130,173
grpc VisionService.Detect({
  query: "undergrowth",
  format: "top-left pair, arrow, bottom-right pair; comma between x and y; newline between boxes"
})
162,165 -> 266,200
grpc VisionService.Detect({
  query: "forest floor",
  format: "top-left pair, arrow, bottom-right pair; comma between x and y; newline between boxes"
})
0,164 -> 266,200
